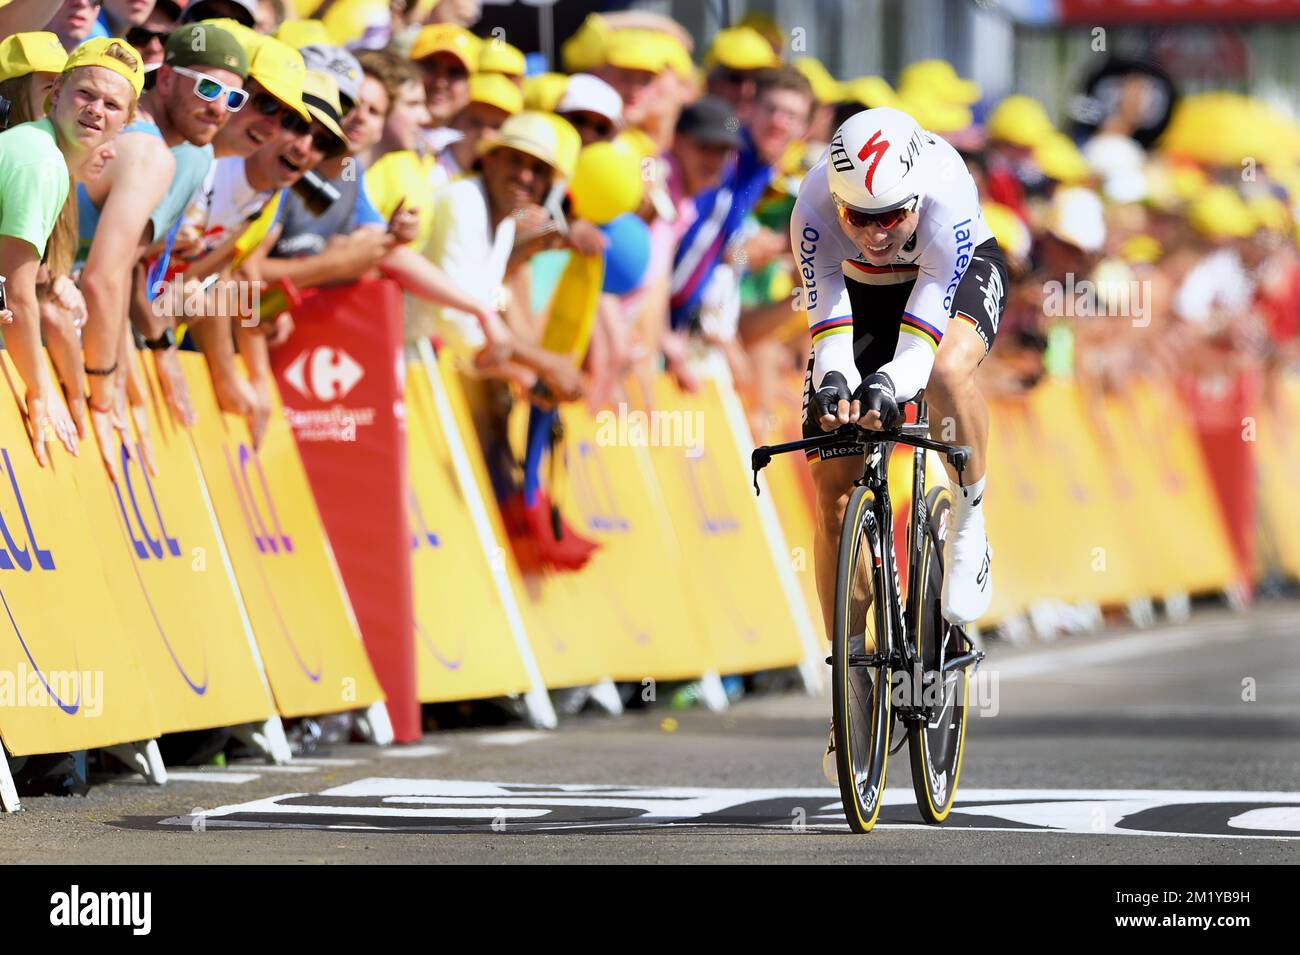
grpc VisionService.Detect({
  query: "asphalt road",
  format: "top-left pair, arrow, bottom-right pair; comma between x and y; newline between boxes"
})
3,601 -> 1298,864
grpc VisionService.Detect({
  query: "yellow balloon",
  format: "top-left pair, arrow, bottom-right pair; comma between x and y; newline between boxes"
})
570,140 -> 644,225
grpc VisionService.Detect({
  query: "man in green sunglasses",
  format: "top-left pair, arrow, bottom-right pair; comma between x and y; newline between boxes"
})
77,22 -> 248,478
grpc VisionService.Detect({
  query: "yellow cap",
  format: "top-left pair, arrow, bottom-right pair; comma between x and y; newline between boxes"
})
900,89 -> 972,133
479,39 -> 525,77
561,13 -> 611,73
1119,234 -> 1163,264
793,57 -> 843,104
275,18 -> 331,49
523,72 -> 568,112
1248,193 -> 1289,233
615,127 -> 658,162
661,36 -> 695,78
898,59 -> 981,105
480,110 -> 569,176
987,94 -> 1054,147
63,37 -> 146,97
0,32 -> 67,82
1035,131 -> 1091,185
1187,185 -> 1256,240
543,112 -> 581,180
982,200 -> 1031,262
248,34 -> 310,121
302,68 -> 346,147
845,75 -> 899,110
468,72 -> 522,116
738,11 -> 783,53
706,25 -> 779,71
411,23 -> 479,72
320,0 -> 389,48
605,29 -> 676,75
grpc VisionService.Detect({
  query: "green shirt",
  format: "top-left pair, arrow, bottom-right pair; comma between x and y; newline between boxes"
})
0,118 -> 69,258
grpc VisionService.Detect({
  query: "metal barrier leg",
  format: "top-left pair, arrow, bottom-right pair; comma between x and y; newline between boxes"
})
104,740 -> 167,784
354,701 -> 394,745
1,753 -> 19,812
231,717 -> 292,765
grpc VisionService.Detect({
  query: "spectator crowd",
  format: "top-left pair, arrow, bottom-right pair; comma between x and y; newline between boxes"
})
0,0 -> 1295,568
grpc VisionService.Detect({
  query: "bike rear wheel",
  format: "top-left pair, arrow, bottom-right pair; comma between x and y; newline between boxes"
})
832,485 -> 892,833
907,485 -> 970,823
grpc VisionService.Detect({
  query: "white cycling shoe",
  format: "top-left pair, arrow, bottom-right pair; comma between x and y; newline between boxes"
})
941,495 -> 993,626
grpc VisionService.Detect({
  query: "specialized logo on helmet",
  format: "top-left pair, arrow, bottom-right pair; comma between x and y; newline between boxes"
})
858,129 -> 891,196
828,132 -> 854,173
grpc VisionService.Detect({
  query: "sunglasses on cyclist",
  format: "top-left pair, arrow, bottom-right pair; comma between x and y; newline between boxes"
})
251,91 -> 311,136
170,65 -> 247,112
835,195 -> 918,231
125,26 -> 168,48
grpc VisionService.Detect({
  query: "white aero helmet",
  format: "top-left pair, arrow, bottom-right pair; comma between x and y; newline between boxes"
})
826,106 -> 932,214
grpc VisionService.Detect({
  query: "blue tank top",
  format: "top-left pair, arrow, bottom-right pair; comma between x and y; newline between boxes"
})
75,118 -> 214,269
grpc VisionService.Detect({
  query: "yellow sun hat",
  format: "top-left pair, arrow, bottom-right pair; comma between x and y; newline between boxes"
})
898,59 -> 980,105
705,25 -> 779,71
0,31 -> 67,82
987,94 -> 1055,147
468,71 -> 523,116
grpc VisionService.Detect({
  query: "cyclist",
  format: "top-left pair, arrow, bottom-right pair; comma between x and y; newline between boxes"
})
792,108 -> 1005,779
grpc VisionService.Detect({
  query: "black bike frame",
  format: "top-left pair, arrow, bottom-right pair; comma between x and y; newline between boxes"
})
750,396 -> 974,701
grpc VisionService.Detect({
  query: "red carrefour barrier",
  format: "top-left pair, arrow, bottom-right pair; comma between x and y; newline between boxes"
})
270,278 -> 418,741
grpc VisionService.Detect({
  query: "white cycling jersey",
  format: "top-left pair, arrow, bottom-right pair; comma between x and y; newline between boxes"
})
791,130 -> 992,401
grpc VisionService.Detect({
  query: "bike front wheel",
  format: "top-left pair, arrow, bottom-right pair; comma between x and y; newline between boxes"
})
832,485 -> 892,833
907,484 -> 970,823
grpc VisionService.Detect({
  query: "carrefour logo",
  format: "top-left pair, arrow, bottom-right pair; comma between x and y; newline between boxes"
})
283,347 -> 364,402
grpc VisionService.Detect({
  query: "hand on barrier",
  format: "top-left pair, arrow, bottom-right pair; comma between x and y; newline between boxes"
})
537,354 -> 584,404
661,329 -> 699,394
264,309 -> 295,348
248,375 -> 273,451
153,348 -> 196,428
328,227 -> 394,282
50,275 -> 87,330
386,197 -> 420,246
26,384 -> 78,467
89,386 -> 126,484
40,296 -> 88,439
566,218 -> 608,258
124,361 -> 158,478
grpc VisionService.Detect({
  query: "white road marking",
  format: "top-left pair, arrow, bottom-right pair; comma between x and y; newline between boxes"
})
474,731 -> 548,747
164,781 -> 1300,839
379,745 -> 448,758
1228,807 -> 1300,832
165,771 -> 261,784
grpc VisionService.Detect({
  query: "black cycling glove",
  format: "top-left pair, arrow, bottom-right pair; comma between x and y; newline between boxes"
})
813,370 -> 852,421
853,372 -> 902,430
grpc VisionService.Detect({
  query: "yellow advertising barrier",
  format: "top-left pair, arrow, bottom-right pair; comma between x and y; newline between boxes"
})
434,351 -> 609,690
1025,379 -> 1145,606
979,377 -> 1239,623
1125,378 -> 1239,594
405,360 -> 534,701
180,355 -> 384,719
71,353 -> 274,735
1253,377 -> 1300,580
640,376 -> 807,675
548,400 -> 719,681
0,357 -> 162,756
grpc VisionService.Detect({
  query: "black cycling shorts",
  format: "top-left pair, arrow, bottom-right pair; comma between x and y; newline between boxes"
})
800,237 -> 1007,460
